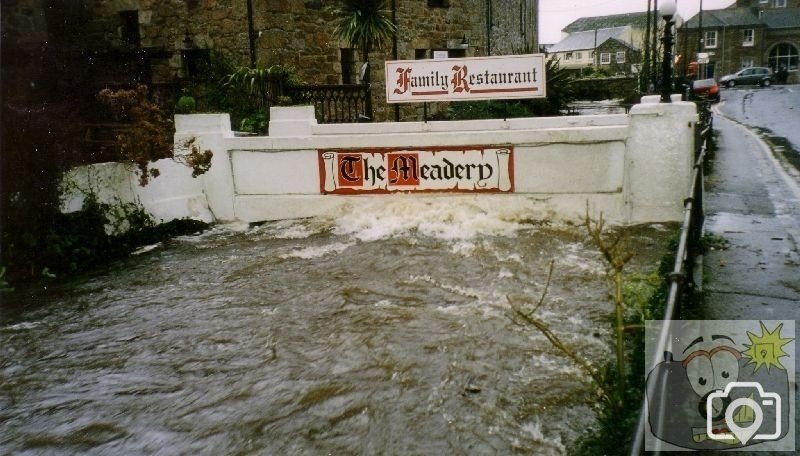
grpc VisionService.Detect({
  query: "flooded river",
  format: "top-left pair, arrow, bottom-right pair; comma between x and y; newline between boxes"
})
1,198 -> 673,454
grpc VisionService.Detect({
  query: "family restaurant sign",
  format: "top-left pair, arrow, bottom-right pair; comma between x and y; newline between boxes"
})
318,147 -> 514,194
385,54 -> 546,103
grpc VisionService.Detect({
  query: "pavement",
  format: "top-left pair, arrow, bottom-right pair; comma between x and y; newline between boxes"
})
697,85 -> 800,450
700,92 -> 800,321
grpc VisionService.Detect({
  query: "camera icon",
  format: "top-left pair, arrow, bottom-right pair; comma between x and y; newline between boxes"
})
706,382 -> 781,445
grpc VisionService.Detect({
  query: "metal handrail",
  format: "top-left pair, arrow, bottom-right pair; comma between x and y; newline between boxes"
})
628,107 -> 712,455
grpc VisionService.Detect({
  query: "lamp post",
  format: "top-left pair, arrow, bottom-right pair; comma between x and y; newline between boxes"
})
660,0 -> 677,102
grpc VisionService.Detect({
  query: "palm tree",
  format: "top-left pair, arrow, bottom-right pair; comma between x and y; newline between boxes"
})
331,0 -> 396,119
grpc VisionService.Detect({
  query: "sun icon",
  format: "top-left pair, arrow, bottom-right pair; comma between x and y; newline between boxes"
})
742,321 -> 794,372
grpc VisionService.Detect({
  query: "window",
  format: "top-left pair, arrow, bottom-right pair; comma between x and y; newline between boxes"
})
769,42 -> 799,71
448,48 -> 466,58
574,52 -> 582,60
341,48 -> 355,84
427,0 -> 450,7
743,29 -> 754,46
182,49 -> 210,79
119,11 -> 140,47
616,51 -> 625,63
704,30 -> 717,49
415,49 -> 429,59
565,52 -> 573,61
742,58 -> 754,68
600,53 -> 611,64
774,0 -> 786,7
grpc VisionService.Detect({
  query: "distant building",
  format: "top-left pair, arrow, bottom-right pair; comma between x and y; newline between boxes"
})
680,0 -> 800,83
548,27 -> 641,75
561,11 -> 652,41
547,12 -> 662,76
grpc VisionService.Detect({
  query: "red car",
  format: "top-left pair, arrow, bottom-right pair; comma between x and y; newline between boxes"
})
690,78 -> 721,102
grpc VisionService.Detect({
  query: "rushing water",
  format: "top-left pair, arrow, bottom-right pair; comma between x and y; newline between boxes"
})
1,198 -> 673,455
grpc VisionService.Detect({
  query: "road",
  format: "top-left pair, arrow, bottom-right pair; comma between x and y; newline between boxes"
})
699,85 -> 800,450
717,85 -> 800,177
701,84 -> 800,319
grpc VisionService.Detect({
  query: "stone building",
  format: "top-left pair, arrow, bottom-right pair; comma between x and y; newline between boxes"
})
547,26 -> 641,76
547,11 -> 654,76
2,0 -> 540,123
679,0 -> 800,83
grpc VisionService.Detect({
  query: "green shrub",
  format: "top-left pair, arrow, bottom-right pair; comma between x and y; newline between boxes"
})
175,95 -> 197,114
239,112 -> 268,134
2,196 -> 209,287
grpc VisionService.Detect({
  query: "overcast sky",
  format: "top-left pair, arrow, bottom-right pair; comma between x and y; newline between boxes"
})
539,0 -> 736,44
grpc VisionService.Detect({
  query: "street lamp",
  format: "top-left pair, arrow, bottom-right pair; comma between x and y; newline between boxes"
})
660,0 -> 677,102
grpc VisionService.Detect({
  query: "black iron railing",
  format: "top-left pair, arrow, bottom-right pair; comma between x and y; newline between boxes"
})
285,84 -> 371,124
628,101 -> 713,455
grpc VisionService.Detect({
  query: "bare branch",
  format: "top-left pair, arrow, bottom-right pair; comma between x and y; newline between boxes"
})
532,259 -> 555,314
510,303 -> 610,402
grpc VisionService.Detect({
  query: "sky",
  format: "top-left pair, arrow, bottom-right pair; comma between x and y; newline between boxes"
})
539,0 -> 736,44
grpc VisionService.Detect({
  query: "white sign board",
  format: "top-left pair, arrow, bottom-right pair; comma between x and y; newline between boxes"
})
433,50 -> 449,60
697,52 -> 709,64
385,54 -> 546,103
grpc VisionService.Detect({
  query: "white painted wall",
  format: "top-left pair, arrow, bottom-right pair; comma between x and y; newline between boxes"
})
62,101 -> 699,228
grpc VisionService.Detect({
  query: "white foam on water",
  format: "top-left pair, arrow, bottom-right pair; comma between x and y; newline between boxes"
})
261,219 -> 327,240
2,321 -> 41,331
175,221 -> 256,244
329,197 -> 525,242
556,243 -> 604,275
279,241 -> 354,260
495,251 -> 524,263
521,417 -> 567,454
131,243 -> 162,255
526,353 -> 584,376
373,299 -> 394,308
450,240 -> 477,256
409,275 -> 482,299
498,268 -> 514,279
216,221 -> 252,232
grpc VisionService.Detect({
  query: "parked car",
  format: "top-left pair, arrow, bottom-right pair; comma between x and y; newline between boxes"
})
690,78 -> 721,102
719,67 -> 773,88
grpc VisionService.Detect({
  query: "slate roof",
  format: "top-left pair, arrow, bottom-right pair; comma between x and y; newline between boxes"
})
548,27 -> 634,53
761,8 -> 800,28
598,37 -> 640,52
563,11 -> 651,33
685,7 -> 800,29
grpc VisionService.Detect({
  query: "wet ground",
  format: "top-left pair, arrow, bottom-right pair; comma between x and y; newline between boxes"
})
702,86 -> 800,318
718,85 -> 800,158
1,200 -> 675,455
699,86 -> 800,449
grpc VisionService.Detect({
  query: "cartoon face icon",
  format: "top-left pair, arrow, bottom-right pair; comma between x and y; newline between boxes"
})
646,322 -> 792,450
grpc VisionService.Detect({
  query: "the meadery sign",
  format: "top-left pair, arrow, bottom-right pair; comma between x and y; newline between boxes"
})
385,54 -> 546,103
318,147 -> 514,194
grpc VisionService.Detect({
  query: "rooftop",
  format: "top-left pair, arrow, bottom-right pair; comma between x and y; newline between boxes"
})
563,11 -> 651,33
548,27 -> 634,53
685,7 -> 800,29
